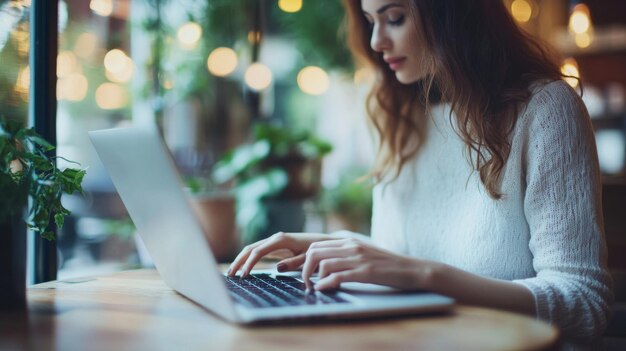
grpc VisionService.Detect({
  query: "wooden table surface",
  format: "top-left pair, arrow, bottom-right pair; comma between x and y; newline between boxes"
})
0,268 -> 559,351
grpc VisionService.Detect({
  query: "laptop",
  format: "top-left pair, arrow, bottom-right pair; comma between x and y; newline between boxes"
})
89,125 -> 454,324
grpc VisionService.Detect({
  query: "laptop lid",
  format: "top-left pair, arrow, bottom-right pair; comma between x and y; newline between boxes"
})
89,126 -> 238,322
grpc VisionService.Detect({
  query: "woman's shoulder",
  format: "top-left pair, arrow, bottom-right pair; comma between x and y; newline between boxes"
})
526,80 -> 584,114
514,79 -> 593,145
518,79 -> 588,126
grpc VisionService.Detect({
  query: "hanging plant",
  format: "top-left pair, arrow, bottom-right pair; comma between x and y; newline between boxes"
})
0,118 -> 85,239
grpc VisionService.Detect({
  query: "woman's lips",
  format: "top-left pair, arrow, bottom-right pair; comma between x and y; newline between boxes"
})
386,57 -> 406,70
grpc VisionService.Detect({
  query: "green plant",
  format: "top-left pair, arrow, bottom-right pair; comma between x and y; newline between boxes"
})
272,0 -> 352,73
0,118 -> 85,240
322,173 -> 373,233
184,175 -> 217,195
212,123 -> 332,242
213,123 -> 332,184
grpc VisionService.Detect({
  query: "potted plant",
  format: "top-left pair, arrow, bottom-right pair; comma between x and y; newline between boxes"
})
0,118 -> 85,309
184,176 -> 239,262
322,173 -> 373,235
212,123 -> 332,244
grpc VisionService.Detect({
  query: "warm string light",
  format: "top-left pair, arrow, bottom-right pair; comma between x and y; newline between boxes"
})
561,58 -> 580,89
278,0 -> 303,13
245,63 -> 272,91
103,48 -> 134,83
207,47 -> 238,77
57,73 -> 88,101
569,3 -> 593,49
56,49 -> 88,102
177,22 -> 202,50
57,51 -> 77,78
247,30 -> 262,45
96,83 -> 128,109
575,32 -> 592,48
206,46 -> 333,95
56,32 -> 104,103
105,61 -> 134,83
74,32 -> 99,59
90,0 -> 113,17
297,66 -> 329,95
510,0 -> 532,23
569,4 -> 591,34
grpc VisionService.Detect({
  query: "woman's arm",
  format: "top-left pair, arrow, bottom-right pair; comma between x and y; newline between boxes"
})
427,261 -> 535,316
301,238 -> 535,316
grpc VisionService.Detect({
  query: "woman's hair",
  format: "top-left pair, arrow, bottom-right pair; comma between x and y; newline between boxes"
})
343,0 -> 563,198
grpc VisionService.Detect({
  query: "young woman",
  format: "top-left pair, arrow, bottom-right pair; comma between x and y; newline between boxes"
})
228,0 -> 613,344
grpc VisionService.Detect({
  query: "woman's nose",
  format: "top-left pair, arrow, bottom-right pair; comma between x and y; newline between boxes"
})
370,26 -> 390,52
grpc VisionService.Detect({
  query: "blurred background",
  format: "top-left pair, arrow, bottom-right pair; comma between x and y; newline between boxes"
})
0,0 -> 625,291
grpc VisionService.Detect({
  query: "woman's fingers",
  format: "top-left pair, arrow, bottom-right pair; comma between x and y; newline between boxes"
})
276,253 -> 306,272
301,247 -> 354,282
228,232 -> 290,276
238,233 -> 295,277
317,257 -> 359,279
265,248 -> 295,260
315,269 -> 368,291
309,238 -> 358,249
227,239 -> 267,276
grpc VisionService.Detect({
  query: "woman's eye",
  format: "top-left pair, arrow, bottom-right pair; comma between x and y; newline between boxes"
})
388,15 -> 405,26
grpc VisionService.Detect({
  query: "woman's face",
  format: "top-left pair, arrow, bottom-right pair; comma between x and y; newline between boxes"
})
361,0 -> 433,84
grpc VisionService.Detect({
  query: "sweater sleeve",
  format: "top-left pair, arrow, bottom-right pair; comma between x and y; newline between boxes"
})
512,81 -> 613,341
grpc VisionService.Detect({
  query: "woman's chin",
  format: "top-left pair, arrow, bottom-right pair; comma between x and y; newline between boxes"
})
394,72 -> 420,85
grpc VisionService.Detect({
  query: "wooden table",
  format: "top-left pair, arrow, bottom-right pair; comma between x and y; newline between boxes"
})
0,269 -> 559,351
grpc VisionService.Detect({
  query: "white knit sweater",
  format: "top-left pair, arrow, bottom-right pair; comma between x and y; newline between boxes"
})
369,80 -> 613,342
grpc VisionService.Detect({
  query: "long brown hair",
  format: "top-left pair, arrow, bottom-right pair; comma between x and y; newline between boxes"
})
343,0 -> 563,198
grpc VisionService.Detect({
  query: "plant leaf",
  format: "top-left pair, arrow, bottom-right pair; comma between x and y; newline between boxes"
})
54,212 -> 65,229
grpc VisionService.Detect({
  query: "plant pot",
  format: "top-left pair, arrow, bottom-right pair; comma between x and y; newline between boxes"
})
251,198 -> 306,243
0,215 -> 27,310
267,157 -> 322,199
189,192 -> 240,263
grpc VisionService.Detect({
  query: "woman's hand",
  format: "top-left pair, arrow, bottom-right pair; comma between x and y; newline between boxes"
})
303,238 -> 537,315
227,232 -> 335,277
302,238 -> 437,291
228,234 -> 536,315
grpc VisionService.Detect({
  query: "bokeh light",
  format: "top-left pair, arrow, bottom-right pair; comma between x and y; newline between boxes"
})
105,58 -> 134,83
95,83 -> 128,110
561,58 -> 580,89
569,4 -> 591,34
278,0 -> 303,13
247,31 -> 262,45
104,49 -> 130,74
575,32 -> 592,48
57,51 -> 77,78
510,0 -> 532,23
57,73 -> 88,101
177,22 -> 202,50
297,66 -> 330,95
90,0 -> 113,17
74,32 -> 98,59
207,47 -> 238,77
244,63 -> 272,91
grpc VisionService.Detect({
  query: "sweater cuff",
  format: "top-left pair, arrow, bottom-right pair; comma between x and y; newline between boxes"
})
512,278 -> 553,323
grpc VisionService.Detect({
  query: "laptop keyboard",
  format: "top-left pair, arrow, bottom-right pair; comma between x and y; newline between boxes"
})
224,274 -> 349,308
